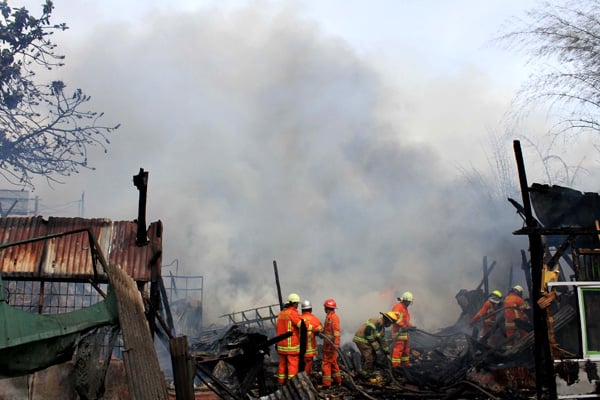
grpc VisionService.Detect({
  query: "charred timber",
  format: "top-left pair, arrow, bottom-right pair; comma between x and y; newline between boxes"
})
513,140 -> 556,399
513,227 -> 600,235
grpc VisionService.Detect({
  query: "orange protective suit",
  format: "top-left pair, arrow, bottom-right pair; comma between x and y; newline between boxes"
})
504,292 -> 529,347
300,310 -> 323,374
391,301 -> 412,367
276,304 -> 303,385
321,310 -> 342,387
471,299 -> 500,337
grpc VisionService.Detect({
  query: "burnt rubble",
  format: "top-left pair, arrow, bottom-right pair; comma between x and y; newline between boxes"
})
187,289 -> 540,400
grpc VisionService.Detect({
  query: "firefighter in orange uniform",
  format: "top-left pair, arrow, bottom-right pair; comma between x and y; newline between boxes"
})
321,298 -> 342,388
353,311 -> 398,379
470,290 -> 503,344
299,299 -> 323,375
276,293 -> 303,385
504,285 -> 529,348
391,291 -> 415,367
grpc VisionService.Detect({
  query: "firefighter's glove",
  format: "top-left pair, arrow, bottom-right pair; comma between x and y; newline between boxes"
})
316,331 -> 324,338
383,349 -> 392,362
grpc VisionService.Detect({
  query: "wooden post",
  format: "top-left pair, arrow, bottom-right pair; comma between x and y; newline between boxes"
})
483,256 -> 489,296
273,260 -> 283,310
170,336 -> 195,400
513,140 -> 556,400
133,168 -> 149,246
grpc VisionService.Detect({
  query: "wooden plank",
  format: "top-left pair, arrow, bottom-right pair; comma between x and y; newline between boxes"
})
105,262 -> 168,400
170,336 -> 195,400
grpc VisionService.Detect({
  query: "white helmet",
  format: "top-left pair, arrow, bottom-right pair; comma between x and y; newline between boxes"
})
512,285 -> 524,296
301,300 -> 312,310
400,291 -> 414,303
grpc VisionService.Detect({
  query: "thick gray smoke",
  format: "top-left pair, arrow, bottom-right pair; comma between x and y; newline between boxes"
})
27,5 -> 532,333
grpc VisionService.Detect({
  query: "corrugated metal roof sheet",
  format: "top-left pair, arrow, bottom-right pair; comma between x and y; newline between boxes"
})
0,216 -> 162,282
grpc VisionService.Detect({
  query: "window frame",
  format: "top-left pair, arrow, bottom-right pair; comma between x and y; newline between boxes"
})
578,286 -> 600,358
549,281 -> 600,361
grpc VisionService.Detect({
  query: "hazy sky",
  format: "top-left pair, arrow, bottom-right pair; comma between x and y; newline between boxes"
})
11,0 -> 598,333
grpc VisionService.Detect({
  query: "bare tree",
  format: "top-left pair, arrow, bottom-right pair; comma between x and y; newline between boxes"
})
0,0 -> 119,188
499,0 -> 600,137
511,132 -> 587,185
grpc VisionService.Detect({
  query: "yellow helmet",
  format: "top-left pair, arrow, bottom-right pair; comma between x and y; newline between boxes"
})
491,290 -> 502,298
381,311 -> 400,323
287,293 -> 300,303
400,291 -> 414,303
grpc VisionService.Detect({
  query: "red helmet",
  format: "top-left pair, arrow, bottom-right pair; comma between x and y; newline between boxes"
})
324,298 -> 337,309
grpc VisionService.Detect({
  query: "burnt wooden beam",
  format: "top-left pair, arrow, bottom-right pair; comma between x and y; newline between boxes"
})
148,249 -> 162,339
521,249 -> 533,301
514,227 -> 600,235
273,260 -> 283,310
476,259 -> 496,293
158,276 -> 175,332
195,362 -> 245,400
483,256 -> 489,296
546,236 -> 575,269
133,168 -> 149,246
513,140 -> 556,400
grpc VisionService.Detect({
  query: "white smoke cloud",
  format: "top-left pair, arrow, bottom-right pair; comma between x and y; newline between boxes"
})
25,4 -> 537,334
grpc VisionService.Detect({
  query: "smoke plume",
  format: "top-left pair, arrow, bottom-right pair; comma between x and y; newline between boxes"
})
29,4 -> 532,333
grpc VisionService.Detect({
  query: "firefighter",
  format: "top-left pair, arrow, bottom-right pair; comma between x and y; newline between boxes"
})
391,291 -> 415,367
504,285 -> 529,348
300,299 -> 323,375
353,311 -> 398,380
470,289 -> 503,344
275,293 -> 303,385
321,298 -> 342,388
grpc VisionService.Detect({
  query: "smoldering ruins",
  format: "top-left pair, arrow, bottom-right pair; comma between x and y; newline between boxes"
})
0,144 -> 599,399
37,3 -> 531,333
1,2 -> 600,400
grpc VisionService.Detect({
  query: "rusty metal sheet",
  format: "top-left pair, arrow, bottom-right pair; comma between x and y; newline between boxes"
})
0,216 -> 162,282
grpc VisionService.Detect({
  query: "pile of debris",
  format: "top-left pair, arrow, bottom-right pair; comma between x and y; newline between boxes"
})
186,288 -> 539,399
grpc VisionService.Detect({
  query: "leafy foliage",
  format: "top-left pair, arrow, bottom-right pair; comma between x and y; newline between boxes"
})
0,0 -> 119,188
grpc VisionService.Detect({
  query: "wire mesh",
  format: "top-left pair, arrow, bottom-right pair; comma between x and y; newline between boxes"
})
4,279 -> 123,357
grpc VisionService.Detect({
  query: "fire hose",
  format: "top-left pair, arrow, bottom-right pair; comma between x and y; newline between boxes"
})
384,331 -> 502,399
321,333 -> 499,399
406,306 -> 532,340
319,333 -> 379,400
470,305 -> 533,343
321,333 -> 439,398
411,327 -> 462,338
441,380 -> 501,400
382,331 -> 439,395
471,305 -> 530,324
